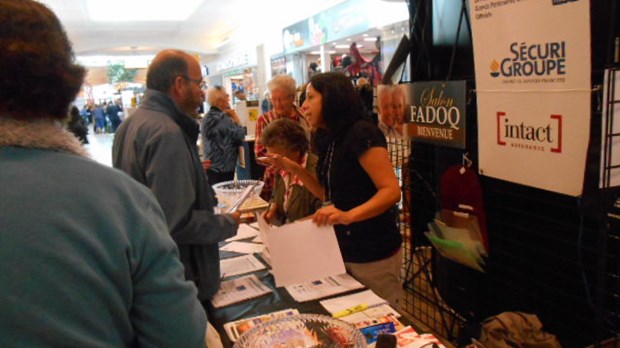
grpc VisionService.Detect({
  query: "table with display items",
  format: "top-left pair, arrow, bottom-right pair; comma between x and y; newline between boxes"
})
204,235 -> 426,348
204,251 -> 338,347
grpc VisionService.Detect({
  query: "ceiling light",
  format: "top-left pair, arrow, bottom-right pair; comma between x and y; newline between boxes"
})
363,37 -> 378,42
87,0 -> 203,21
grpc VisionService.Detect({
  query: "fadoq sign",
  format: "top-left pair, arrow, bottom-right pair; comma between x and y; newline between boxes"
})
407,81 -> 467,149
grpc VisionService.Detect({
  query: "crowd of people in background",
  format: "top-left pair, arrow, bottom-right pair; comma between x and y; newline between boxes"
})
78,99 -> 124,134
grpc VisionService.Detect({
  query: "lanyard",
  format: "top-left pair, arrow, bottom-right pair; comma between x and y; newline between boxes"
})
322,141 -> 335,207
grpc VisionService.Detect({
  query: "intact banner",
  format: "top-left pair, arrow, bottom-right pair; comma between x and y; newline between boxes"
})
470,0 -> 591,196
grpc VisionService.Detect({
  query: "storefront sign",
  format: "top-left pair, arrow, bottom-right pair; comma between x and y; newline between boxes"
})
216,54 -> 249,73
407,81 -> 466,149
470,0 -> 591,196
270,55 -> 287,76
282,0 -> 369,54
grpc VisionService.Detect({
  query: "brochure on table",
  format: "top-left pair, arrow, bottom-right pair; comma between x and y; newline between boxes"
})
284,273 -> 365,302
210,274 -> 272,308
220,254 -> 266,278
220,241 -> 265,254
257,214 -> 346,287
225,223 -> 259,242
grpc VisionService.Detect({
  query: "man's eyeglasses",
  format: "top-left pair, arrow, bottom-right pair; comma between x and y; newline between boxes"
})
180,75 -> 207,89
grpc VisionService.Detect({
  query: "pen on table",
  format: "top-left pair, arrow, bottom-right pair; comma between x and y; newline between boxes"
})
332,303 -> 369,318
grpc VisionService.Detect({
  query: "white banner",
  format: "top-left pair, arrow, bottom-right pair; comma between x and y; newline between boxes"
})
470,0 -> 591,196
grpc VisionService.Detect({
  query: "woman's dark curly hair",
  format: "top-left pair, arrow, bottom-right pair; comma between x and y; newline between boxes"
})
308,72 -> 363,153
0,0 -> 86,121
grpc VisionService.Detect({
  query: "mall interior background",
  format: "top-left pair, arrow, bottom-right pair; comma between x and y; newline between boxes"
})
39,0 -> 620,346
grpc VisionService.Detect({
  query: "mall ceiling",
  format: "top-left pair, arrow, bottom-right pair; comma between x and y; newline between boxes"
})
40,0 -> 351,58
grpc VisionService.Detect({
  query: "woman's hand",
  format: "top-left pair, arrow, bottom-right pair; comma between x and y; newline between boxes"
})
262,202 -> 278,225
312,204 -> 354,226
224,109 -> 241,125
259,153 -> 300,173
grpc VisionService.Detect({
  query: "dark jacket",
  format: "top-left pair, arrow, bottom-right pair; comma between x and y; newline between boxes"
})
201,106 -> 246,173
112,89 -> 238,300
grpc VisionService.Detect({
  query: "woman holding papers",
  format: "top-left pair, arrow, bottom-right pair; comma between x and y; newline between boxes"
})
260,118 -> 322,225
264,72 -> 403,310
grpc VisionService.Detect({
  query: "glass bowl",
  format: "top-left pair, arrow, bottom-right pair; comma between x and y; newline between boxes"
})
212,179 -> 264,209
233,313 -> 367,348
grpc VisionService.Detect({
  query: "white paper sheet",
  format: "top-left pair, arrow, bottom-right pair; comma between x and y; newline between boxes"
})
210,274 -> 272,308
285,273 -> 365,302
220,254 -> 267,278
257,215 -> 345,287
225,223 -> 260,242
219,241 -> 265,254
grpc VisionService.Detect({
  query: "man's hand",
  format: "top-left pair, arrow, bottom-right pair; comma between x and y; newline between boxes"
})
228,211 -> 242,224
201,159 -> 212,172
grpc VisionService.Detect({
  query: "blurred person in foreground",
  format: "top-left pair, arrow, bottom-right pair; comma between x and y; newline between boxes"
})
260,118 -> 321,226
0,1 -> 206,346
254,74 -> 309,199
265,72 -> 403,309
112,49 -> 240,304
202,86 -> 246,185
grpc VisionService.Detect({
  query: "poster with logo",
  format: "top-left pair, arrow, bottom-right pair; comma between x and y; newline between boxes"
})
406,81 -> 467,149
470,0 -> 591,196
